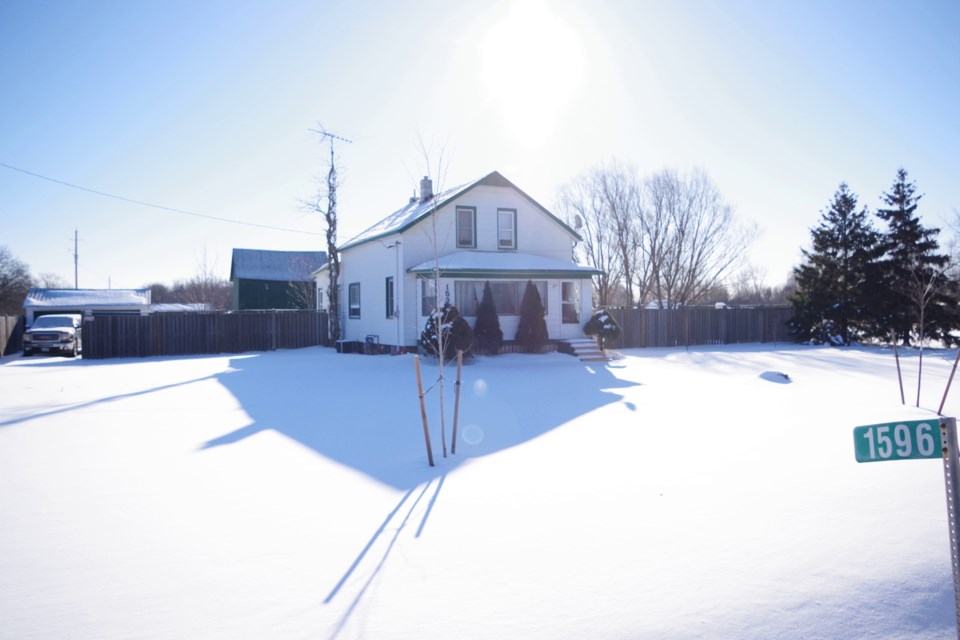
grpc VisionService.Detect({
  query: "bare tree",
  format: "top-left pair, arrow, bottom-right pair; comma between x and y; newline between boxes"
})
172,249 -> 232,310
306,125 -> 350,342
0,246 -> 33,316
417,140 -> 455,459
35,272 -> 70,288
558,164 -> 754,309
896,257 -> 955,406
641,168 -> 756,307
286,255 -> 322,310
144,282 -> 175,304
557,169 -> 623,306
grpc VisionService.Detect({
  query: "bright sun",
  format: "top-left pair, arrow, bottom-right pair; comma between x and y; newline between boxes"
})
479,0 -> 585,149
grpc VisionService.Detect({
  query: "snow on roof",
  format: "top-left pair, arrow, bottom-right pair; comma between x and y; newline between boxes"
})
230,249 -> 327,282
339,177 -> 482,251
24,288 -> 151,308
150,303 -> 211,313
408,251 -> 602,278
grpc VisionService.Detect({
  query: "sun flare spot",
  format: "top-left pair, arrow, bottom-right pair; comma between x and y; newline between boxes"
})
479,0 -> 585,148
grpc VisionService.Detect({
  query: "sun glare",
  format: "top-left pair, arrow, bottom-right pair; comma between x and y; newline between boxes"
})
479,0 -> 585,149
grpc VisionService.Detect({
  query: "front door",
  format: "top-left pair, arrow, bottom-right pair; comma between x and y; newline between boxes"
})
559,281 -> 582,339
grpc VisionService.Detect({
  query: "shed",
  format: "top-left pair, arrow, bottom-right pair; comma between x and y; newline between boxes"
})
230,249 -> 326,310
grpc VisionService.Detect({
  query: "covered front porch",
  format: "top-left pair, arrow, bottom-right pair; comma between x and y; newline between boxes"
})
408,251 -> 600,344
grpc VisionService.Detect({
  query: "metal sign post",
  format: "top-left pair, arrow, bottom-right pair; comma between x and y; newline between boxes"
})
941,417 -> 960,637
854,417 -> 960,638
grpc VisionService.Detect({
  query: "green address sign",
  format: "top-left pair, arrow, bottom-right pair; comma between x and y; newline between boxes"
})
853,419 -> 944,463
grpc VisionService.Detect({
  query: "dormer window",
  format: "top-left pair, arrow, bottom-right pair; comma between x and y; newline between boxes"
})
498,208 -> 517,249
456,206 -> 476,248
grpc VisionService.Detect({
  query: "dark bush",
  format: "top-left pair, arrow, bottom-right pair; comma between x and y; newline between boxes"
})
420,302 -> 474,360
473,281 -> 503,355
515,280 -> 548,353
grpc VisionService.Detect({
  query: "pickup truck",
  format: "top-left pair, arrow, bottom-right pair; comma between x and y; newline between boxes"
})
23,314 -> 83,357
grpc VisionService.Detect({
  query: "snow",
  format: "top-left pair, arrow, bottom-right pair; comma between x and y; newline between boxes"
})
408,250 -> 600,275
0,344 -> 957,639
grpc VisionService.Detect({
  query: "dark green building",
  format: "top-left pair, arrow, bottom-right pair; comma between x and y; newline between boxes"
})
230,249 -> 326,310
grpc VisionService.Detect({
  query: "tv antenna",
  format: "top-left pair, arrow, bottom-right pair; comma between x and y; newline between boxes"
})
310,125 -> 353,161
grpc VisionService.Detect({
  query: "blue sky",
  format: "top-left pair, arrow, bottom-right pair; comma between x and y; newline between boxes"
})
1,0 -> 957,290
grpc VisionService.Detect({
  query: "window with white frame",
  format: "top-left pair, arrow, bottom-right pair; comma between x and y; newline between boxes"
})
348,282 -> 361,318
497,208 -> 516,249
456,206 -> 476,248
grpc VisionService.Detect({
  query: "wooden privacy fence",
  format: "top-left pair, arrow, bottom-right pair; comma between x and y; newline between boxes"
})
83,310 -> 330,359
1,315 -> 24,356
604,306 -> 794,349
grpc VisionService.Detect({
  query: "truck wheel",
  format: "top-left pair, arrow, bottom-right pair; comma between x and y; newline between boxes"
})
23,349 -> 32,357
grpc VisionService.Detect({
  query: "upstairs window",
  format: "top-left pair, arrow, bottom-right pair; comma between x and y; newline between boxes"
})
498,208 -> 517,249
457,206 -> 477,248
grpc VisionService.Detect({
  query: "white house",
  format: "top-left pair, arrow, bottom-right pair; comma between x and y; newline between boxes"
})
315,171 -> 600,352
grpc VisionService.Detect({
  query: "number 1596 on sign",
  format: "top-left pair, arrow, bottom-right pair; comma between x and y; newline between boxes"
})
853,420 -> 944,463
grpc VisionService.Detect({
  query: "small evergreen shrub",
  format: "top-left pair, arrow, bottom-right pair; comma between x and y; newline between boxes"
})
473,281 -> 503,355
515,280 -> 548,353
583,309 -> 620,348
420,302 -> 474,360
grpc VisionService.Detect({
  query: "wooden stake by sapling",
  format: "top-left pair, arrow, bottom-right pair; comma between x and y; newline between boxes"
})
414,355 -> 434,466
939,347 -> 960,415
892,329 -> 905,405
451,350 -> 463,455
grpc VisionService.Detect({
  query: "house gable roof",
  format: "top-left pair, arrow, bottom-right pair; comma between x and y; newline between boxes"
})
230,249 -> 327,282
339,171 -> 581,252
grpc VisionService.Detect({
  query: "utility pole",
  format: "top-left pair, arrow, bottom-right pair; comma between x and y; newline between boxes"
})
73,229 -> 79,289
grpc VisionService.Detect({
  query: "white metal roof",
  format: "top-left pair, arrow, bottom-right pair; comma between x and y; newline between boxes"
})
24,288 -> 151,308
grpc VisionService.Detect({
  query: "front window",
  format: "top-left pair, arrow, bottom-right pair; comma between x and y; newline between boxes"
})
498,208 -> 516,249
421,278 -> 437,316
348,282 -> 361,319
457,206 -> 476,248
455,280 -> 547,316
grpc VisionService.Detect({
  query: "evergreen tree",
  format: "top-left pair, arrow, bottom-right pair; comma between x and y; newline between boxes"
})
790,183 -> 883,344
874,168 -> 955,345
420,302 -> 474,360
473,281 -> 503,355
583,309 -> 621,349
515,280 -> 549,352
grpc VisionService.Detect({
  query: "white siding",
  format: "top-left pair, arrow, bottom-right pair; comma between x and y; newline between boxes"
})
335,181 -> 589,348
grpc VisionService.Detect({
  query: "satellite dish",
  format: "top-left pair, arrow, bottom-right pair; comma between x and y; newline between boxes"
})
574,214 -> 583,229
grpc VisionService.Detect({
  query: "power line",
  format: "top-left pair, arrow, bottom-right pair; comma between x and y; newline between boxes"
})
0,161 -> 324,236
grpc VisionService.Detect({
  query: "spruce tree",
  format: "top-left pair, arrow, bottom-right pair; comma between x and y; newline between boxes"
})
420,302 -> 474,360
874,168 -> 955,345
515,280 -> 549,352
790,183 -> 883,344
473,281 -> 503,355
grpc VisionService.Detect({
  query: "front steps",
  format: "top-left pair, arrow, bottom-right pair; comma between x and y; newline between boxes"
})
562,338 -> 609,363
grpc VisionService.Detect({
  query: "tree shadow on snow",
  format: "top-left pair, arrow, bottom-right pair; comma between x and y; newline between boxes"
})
200,348 -> 640,491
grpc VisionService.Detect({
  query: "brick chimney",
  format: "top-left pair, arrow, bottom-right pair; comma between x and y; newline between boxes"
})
420,176 -> 433,203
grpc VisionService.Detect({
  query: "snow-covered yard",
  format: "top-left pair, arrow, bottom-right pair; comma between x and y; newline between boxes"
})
0,344 -> 957,639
